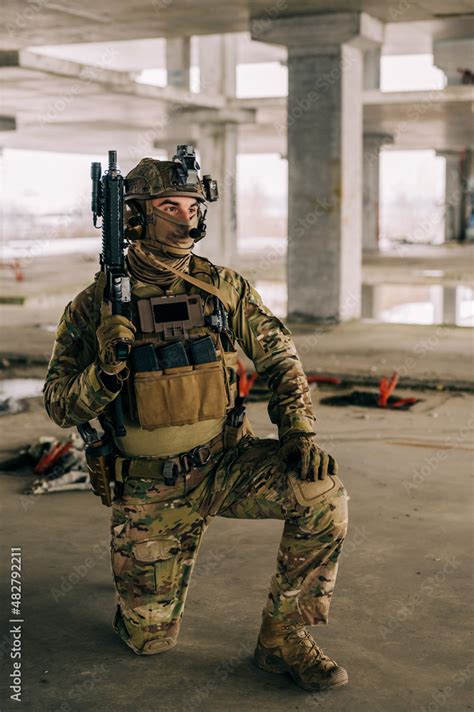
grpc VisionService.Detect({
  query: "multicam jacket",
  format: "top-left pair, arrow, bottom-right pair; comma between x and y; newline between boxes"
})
43,253 -> 316,442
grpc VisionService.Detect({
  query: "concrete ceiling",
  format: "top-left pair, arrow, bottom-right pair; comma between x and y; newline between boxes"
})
383,17 -> 474,54
3,1 -> 474,49
363,86 -> 474,151
26,35 -> 287,70
1,60 -> 472,156
1,4 -> 472,158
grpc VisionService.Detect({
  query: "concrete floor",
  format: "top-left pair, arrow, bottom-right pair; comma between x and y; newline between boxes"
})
0,386 -> 473,711
0,245 -> 473,710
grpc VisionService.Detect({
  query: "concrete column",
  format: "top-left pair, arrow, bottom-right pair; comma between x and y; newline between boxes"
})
198,34 -> 236,95
361,284 -> 383,320
437,150 -> 462,242
363,46 -> 380,90
195,123 -> 237,266
166,37 -> 191,90
431,285 -> 444,324
442,286 -> 460,325
0,148 -> 5,245
165,38 -> 192,161
194,35 -> 238,266
0,116 -> 15,130
251,13 -> 383,322
363,133 -> 393,251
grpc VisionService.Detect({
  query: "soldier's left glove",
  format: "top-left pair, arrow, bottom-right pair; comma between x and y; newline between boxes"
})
96,314 -> 136,376
278,432 -> 338,481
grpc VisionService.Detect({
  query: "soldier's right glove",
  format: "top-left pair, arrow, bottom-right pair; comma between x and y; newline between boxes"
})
278,432 -> 338,481
96,314 -> 136,375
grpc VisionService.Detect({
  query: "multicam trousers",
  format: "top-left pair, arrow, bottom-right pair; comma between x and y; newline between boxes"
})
110,434 -> 348,655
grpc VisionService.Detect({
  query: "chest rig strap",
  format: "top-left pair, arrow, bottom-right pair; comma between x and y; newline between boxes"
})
143,253 -> 232,312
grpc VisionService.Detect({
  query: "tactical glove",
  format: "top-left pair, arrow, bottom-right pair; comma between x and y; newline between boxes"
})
96,314 -> 136,375
278,432 -> 338,481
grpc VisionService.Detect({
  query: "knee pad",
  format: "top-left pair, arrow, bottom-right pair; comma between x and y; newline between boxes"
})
113,602 -> 181,655
288,474 -> 348,537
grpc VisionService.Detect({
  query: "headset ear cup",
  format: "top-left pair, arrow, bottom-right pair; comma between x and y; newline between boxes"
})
124,200 -> 145,240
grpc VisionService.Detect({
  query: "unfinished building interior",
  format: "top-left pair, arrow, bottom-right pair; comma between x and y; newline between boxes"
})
0,1 -> 473,710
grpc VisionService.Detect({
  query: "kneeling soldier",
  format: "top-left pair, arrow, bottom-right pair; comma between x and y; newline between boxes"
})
44,148 -> 349,692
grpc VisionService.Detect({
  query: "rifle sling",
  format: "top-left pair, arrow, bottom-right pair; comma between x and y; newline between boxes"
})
144,254 -> 231,311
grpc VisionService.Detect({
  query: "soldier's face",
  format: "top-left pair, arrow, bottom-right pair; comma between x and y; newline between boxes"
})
151,196 -> 199,223
149,195 -> 199,245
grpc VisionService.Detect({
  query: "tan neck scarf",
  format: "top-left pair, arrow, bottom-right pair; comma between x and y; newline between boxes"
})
126,202 -> 198,287
126,240 -> 192,288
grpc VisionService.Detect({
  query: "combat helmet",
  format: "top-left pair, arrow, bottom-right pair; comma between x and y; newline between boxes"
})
124,145 -> 218,241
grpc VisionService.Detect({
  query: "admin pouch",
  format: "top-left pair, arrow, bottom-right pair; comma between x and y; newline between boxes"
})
130,333 -> 240,430
120,258 -> 239,431
134,360 -> 229,429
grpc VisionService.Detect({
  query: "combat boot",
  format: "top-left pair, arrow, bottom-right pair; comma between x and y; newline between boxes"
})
254,613 -> 348,692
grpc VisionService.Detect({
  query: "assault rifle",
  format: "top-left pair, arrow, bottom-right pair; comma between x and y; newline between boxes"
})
90,149 -> 131,438
77,150 -> 130,507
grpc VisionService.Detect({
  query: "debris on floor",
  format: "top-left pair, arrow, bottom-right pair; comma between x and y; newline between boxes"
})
239,363 -> 343,402
0,378 -> 45,416
321,389 -> 420,410
320,372 -> 421,410
0,396 -> 25,415
0,434 -> 91,495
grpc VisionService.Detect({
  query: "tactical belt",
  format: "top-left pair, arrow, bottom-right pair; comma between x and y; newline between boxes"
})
120,430 -> 225,485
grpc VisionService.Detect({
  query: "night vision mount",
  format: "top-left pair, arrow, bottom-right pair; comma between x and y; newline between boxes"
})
172,144 -> 219,203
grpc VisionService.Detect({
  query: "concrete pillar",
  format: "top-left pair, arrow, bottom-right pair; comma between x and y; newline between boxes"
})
251,13 -> 384,322
164,38 -> 192,161
433,38 -> 474,86
442,286 -> 460,325
362,49 -> 390,252
166,37 -> 191,90
363,133 -> 393,251
0,148 -> 5,245
363,47 -> 380,90
194,35 -> 238,266
437,150 -> 462,242
198,34 -> 236,96
0,116 -> 15,130
196,122 -> 238,266
431,285 -> 444,324
361,284 -> 383,320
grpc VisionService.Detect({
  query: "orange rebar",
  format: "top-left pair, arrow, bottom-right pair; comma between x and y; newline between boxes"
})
307,375 -> 342,385
391,397 -> 418,409
236,364 -> 344,398
378,372 -> 399,408
0,259 -> 24,281
237,360 -> 259,397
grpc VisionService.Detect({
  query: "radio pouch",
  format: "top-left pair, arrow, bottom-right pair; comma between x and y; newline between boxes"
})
84,439 -> 115,507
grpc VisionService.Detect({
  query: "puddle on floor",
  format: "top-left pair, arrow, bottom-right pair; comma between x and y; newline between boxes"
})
0,379 -> 44,400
